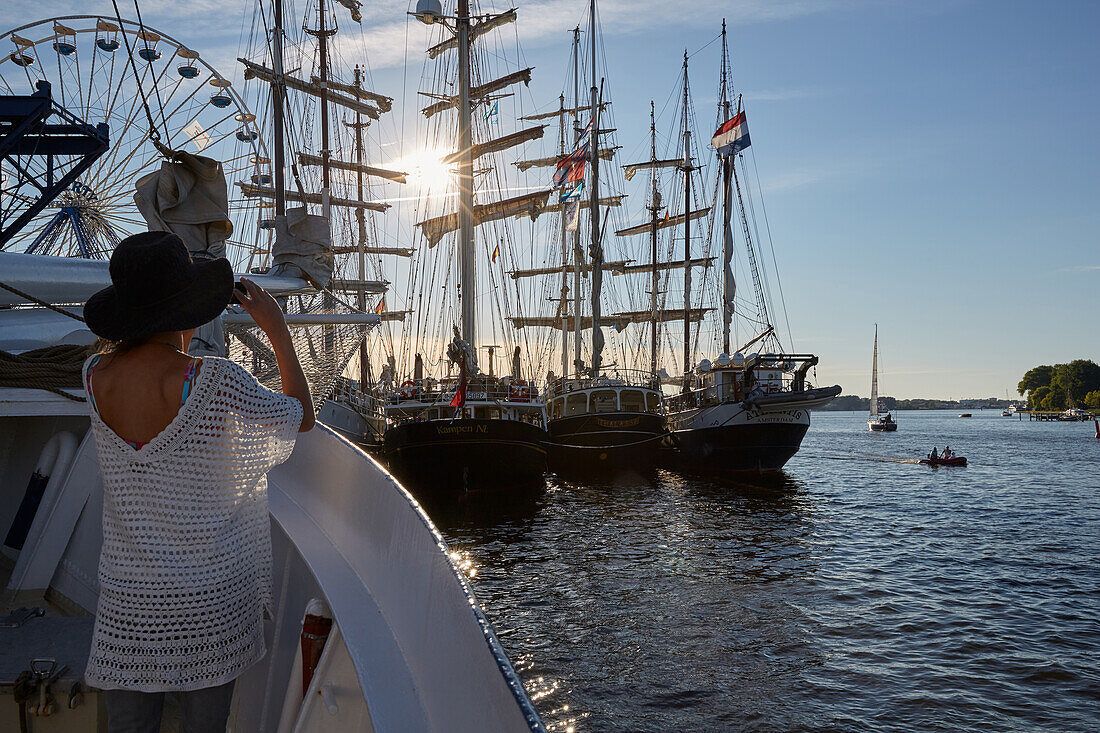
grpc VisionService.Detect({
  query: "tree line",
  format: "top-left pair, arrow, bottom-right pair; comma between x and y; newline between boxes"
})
818,396 -> 1014,411
1017,360 -> 1100,411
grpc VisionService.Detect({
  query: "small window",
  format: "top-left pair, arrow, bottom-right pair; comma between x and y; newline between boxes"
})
646,392 -> 661,413
474,406 -> 493,420
550,398 -> 564,420
619,389 -> 645,413
592,389 -> 618,413
565,393 -> 587,415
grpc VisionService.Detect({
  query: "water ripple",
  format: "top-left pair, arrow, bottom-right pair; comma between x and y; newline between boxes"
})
434,411 -> 1100,731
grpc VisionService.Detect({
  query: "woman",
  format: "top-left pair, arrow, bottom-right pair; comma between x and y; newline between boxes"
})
81,231 -> 314,732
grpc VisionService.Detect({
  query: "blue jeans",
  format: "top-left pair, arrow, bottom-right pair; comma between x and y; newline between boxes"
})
104,680 -> 235,733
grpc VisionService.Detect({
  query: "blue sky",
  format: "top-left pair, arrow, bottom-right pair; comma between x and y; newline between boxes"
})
6,0 -> 1097,398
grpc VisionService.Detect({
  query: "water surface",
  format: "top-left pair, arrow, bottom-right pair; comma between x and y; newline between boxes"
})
434,410 -> 1100,731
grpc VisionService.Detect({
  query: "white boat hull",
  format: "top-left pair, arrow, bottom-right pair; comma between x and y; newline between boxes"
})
0,392 -> 543,732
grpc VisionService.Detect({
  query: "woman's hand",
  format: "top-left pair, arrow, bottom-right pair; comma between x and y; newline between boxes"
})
234,278 -> 314,430
235,278 -> 290,343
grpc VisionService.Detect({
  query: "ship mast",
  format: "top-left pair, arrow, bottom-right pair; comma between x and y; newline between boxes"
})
557,93 -> 569,379
457,0 -> 476,347
308,0 -> 335,217
719,20 -> 734,355
647,101 -> 660,376
680,51 -> 693,378
353,64 -> 370,385
271,0 -> 287,215
571,26 -> 582,375
588,0 -> 602,378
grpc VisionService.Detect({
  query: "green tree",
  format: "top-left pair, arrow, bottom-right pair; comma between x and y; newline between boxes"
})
1040,384 -> 1067,411
1029,385 -> 1051,411
1051,360 -> 1100,407
1018,365 -> 1054,397
1084,390 -> 1100,409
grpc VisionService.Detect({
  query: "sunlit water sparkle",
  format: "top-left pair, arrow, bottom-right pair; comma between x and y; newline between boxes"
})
432,411 -> 1100,731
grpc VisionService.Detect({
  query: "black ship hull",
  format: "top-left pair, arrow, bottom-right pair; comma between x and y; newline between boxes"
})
546,412 -> 665,472
665,422 -> 810,473
383,418 -> 548,494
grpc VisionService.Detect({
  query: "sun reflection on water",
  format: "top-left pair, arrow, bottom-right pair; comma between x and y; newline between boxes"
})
448,549 -> 477,579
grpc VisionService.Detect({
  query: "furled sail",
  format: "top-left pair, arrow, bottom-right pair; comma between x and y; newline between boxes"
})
309,75 -> 392,112
514,147 -> 617,171
239,58 -> 381,119
611,257 -> 714,276
416,190 -> 551,247
622,157 -> 683,181
236,182 -> 390,212
870,326 -> 879,418
507,260 -> 631,279
420,68 -> 533,118
614,207 -> 709,237
508,307 -> 709,331
542,195 -> 623,215
134,148 -> 232,260
297,153 -> 407,184
518,102 -> 608,122
330,245 -> 415,257
720,157 -> 736,350
427,9 -> 517,58
441,126 -> 546,164
270,206 -> 334,288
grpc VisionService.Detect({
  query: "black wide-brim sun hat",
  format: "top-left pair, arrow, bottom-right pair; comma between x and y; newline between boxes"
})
84,231 -> 234,342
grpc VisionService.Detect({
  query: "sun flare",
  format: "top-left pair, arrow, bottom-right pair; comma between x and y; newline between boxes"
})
393,147 -> 456,189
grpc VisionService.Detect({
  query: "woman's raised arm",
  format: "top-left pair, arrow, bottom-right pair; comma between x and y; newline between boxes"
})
235,277 -> 315,431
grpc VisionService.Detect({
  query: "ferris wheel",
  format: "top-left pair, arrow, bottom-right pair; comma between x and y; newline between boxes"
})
0,15 -> 272,268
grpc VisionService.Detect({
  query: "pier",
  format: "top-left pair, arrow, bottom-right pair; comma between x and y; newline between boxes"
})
1016,411 -> 1096,422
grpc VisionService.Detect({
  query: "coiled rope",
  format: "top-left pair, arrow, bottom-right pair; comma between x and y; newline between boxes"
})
0,280 -> 91,401
0,344 -> 93,401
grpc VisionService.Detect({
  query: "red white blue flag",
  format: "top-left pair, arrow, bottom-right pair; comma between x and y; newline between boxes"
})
553,144 -> 589,186
576,116 -> 594,147
711,111 -> 750,158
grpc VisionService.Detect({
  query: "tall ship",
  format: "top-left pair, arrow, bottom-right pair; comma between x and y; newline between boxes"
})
644,23 -> 841,473
868,325 -> 897,431
505,3 -> 674,472
378,0 -> 550,493
235,0 -> 416,448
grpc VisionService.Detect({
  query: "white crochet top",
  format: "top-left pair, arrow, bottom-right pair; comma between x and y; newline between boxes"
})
82,355 -> 303,692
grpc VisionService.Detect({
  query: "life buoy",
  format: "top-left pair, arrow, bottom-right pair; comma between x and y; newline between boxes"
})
509,379 -> 532,402
399,380 -> 419,400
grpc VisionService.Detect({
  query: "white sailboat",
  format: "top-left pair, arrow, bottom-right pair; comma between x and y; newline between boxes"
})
868,324 -> 897,432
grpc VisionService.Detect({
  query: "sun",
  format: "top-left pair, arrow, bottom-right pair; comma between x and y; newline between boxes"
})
393,147 -> 456,190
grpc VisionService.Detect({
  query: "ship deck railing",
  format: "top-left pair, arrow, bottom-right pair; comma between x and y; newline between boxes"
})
383,384 -> 543,407
545,370 -> 660,398
666,374 -> 820,412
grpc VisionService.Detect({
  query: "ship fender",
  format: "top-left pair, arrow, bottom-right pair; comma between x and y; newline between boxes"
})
3,431 -> 78,551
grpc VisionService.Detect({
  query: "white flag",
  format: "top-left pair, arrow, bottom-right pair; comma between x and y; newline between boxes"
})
183,121 -> 211,152
564,201 -> 581,232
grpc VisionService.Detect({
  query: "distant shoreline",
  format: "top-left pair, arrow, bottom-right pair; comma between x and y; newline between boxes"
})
819,396 -> 1026,412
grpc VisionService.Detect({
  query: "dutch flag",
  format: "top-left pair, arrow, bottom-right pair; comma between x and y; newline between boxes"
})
711,111 -> 750,158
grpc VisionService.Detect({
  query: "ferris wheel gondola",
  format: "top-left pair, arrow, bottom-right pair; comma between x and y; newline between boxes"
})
0,15 -> 271,268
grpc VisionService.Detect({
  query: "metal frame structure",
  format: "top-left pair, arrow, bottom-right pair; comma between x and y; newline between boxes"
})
0,81 -> 108,249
